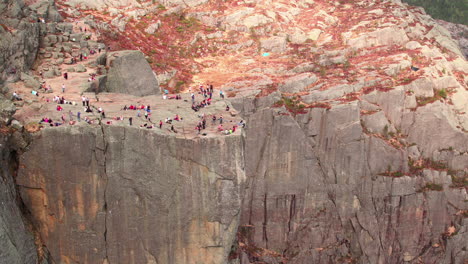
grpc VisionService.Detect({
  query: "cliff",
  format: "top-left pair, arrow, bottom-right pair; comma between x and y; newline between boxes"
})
16,125 -> 245,264
0,0 -> 467,263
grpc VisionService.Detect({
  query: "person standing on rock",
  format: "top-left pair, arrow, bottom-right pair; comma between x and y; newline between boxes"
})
159,120 -> 163,129
63,72 -> 68,80
144,111 -> 148,120
82,96 -> 86,106
129,117 -> 133,126
62,84 -> 65,93
77,112 -> 81,122
68,110 -> 73,121
86,97 -> 90,107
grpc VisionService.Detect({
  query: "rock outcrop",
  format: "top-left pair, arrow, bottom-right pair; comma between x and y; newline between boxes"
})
16,125 -> 245,264
230,88 -> 467,263
104,50 -> 160,96
0,96 -> 39,264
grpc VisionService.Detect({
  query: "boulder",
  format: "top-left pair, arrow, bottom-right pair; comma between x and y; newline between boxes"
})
144,21 -> 161,34
105,50 -> 160,96
75,64 -> 87,72
260,36 -> 287,53
20,73 -> 40,89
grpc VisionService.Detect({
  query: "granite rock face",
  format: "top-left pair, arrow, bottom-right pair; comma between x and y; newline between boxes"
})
105,50 -> 160,96
16,125 -> 245,264
0,97 -> 39,264
230,89 -> 467,264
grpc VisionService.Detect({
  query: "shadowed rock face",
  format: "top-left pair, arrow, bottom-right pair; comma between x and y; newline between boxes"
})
0,133 -> 38,264
105,50 -> 160,96
16,125 -> 245,264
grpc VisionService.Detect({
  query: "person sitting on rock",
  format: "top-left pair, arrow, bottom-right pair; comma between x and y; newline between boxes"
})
98,107 -> 103,113
12,91 -> 22,101
56,105 -> 63,111
85,106 -> 93,113
218,124 -> 223,131
123,105 -> 128,111
226,105 -> 230,111
174,114 -> 180,121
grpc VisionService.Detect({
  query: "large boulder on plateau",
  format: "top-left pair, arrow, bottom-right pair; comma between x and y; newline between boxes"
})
105,50 -> 160,96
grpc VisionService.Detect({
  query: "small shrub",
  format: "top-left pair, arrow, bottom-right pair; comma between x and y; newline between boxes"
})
450,174 -> 468,188
419,182 -> 443,192
438,88 -> 447,99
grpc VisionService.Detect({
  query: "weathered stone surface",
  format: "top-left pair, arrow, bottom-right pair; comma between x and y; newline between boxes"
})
346,27 -> 409,49
144,21 -> 161,34
278,73 -> 317,93
0,95 -> 39,264
17,125 -> 245,264
105,50 -> 160,96
233,93 -> 467,264
260,36 -> 287,53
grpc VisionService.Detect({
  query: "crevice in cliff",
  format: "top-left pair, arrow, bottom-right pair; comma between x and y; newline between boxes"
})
98,122 -> 111,264
262,192 -> 268,249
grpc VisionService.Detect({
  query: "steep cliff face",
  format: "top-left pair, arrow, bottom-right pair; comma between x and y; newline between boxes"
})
0,0 -> 62,84
232,90 -> 467,263
0,99 -> 39,263
16,125 -> 245,264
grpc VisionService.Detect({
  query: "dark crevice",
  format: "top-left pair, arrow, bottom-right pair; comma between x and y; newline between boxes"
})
98,122 -> 110,264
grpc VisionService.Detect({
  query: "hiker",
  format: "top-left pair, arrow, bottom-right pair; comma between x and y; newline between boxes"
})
212,115 -> 216,124
86,97 -> 90,107
63,72 -> 68,80
82,96 -> 86,106
219,116 -> 223,124
68,110 -> 73,121
144,111 -> 148,119
62,84 -> 65,93
85,106 -> 93,113
226,105 -> 230,111
101,111 -> 105,119
129,117 -> 133,126
77,112 -> 81,122
217,124 -> 223,131
239,120 -> 246,128
98,107 -> 103,113
220,90 -> 224,99
159,120 -> 163,129
171,125 -> 177,133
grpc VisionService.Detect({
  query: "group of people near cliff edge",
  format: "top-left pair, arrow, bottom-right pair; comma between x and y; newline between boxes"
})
31,82 -> 245,136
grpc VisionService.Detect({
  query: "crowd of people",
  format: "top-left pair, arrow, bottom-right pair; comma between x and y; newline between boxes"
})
26,82 -> 246,137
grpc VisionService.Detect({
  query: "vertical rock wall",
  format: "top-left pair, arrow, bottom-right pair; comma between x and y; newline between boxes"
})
16,125 -> 246,264
232,94 -> 467,264
0,129 -> 38,263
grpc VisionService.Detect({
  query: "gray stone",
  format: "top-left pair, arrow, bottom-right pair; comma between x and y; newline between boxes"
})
361,111 -> 395,134
279,73 -> 318,93
105,50 -> 160,96
260,36 -> 287,53
75,64 -> 86,72
144,21 -> 161,34
17,126 -> 245,264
